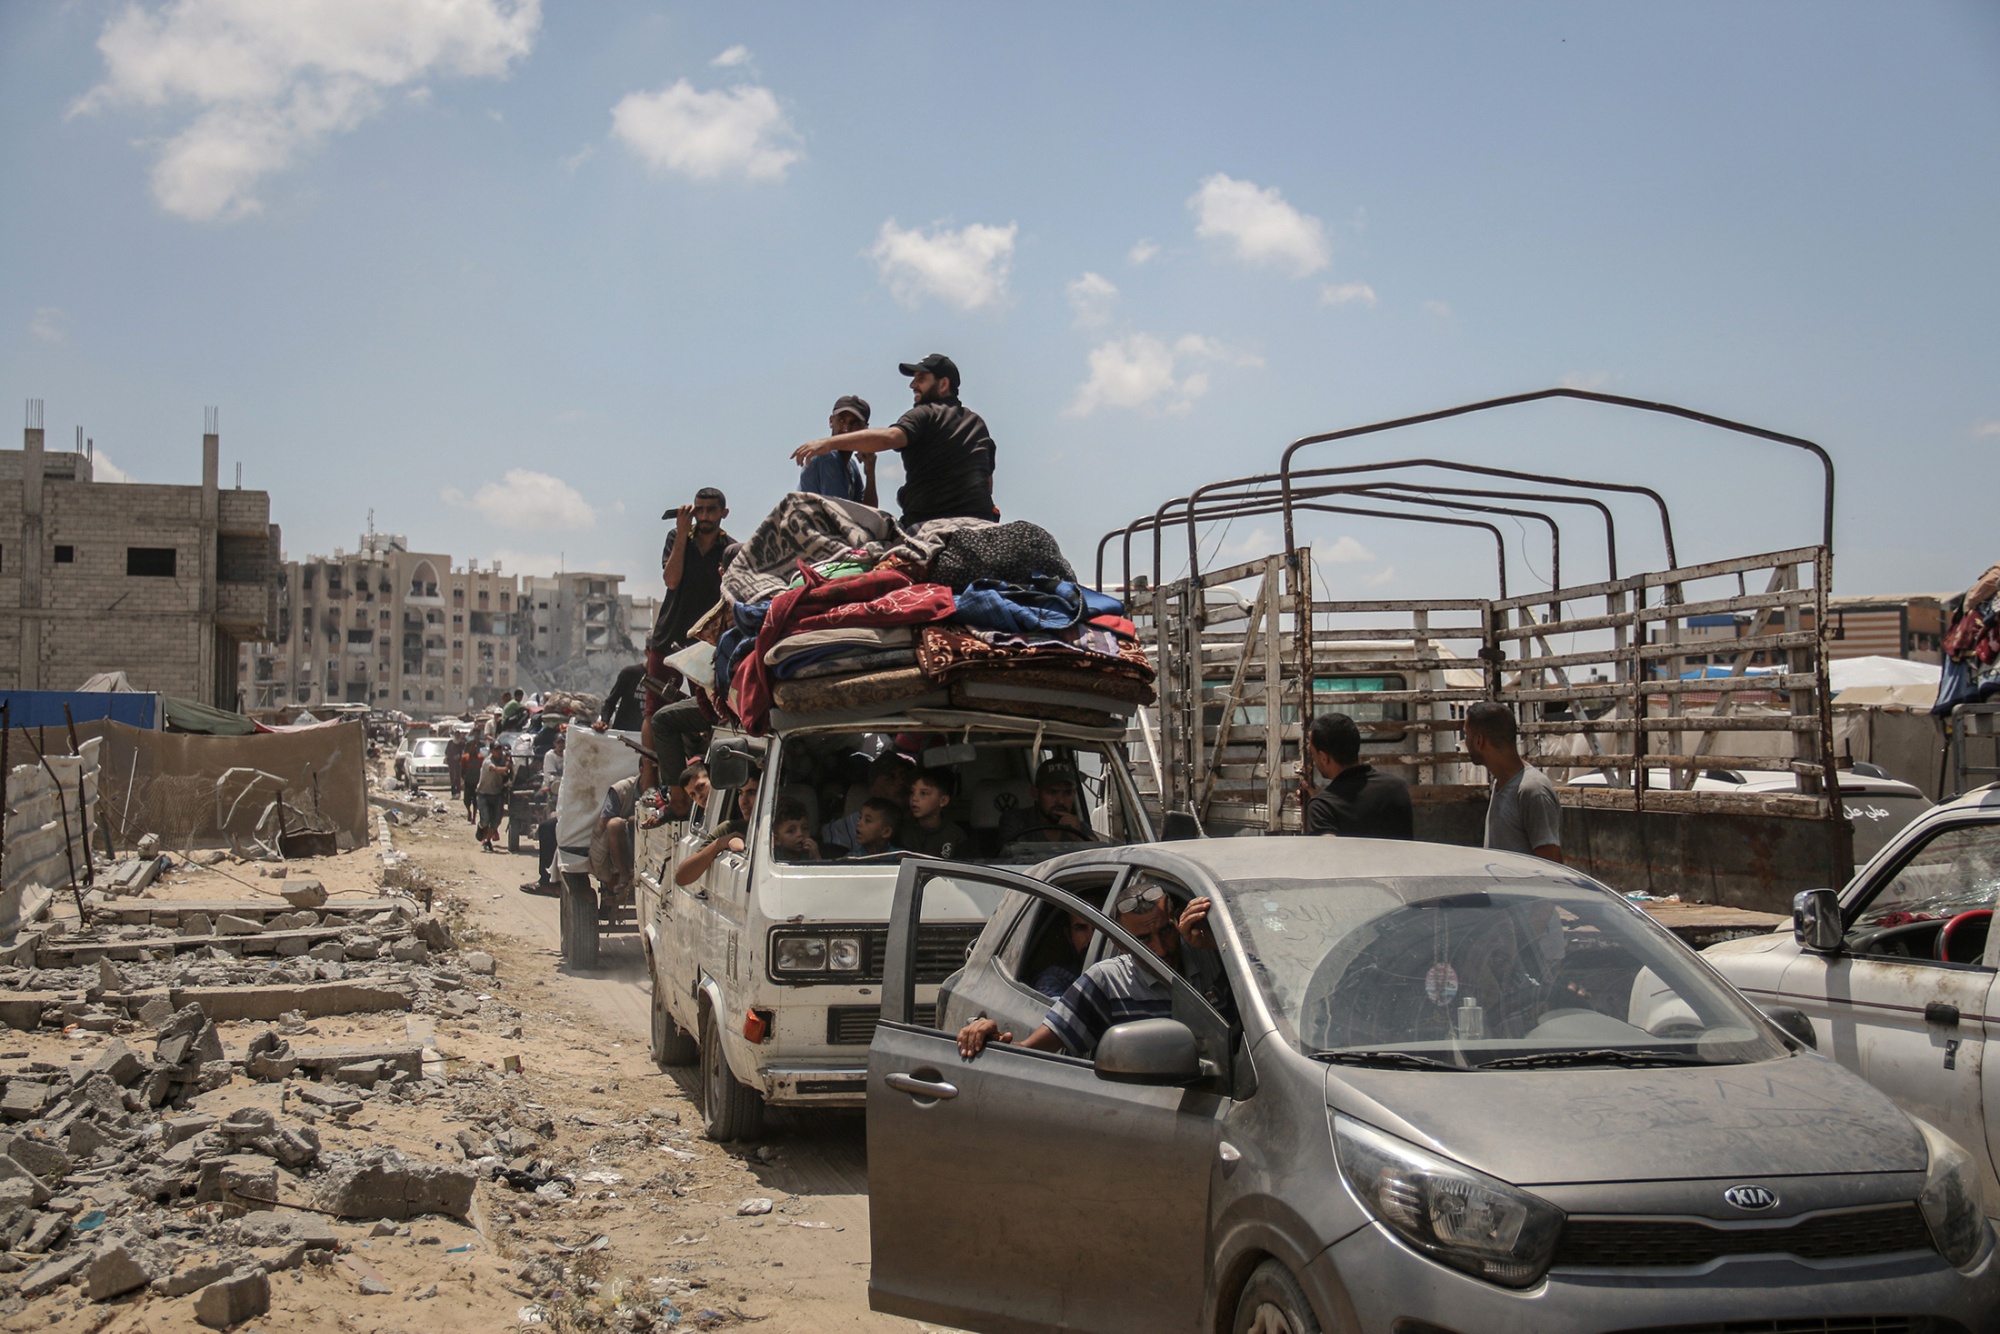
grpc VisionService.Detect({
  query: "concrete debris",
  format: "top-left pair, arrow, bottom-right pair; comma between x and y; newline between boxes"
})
282,880 -> 329,910
194,1267 -> 271,1328
88,1233 -> 167,1301
17,1247 -> 90,1297
315,1147 -> 475,1221
464,951 -> 497,976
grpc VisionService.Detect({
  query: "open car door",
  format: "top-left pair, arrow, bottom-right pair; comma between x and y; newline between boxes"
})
866,859 -> 1233,1334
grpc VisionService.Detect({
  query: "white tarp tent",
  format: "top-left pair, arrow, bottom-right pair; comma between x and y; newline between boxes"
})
1830,655 -> 1942,695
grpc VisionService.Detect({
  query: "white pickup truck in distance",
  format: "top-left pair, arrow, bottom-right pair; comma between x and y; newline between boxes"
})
634,708 -> 1160,1140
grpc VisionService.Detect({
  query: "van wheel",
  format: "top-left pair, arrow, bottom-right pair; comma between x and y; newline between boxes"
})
1232,1259 -> 1320,1334
560,873 -> 599,971
698,1005 -> 764,1141
651,982 -> 698,1067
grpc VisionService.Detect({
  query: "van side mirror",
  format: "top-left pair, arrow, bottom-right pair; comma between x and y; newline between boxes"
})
1793,888 -> 1842,954
1094,1019 -> 1201,1086
707,747 -> 750,792
1762,1005 -> 1818,1051
1161,810 -> 1204,842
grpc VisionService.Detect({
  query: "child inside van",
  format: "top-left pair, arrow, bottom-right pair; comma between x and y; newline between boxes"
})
840,797 -> 903,859
900,770 -> 971,859
773,797 -> 821,862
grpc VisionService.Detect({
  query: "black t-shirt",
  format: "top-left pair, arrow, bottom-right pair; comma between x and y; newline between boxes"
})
893,399 -> 996,525
600,664 -> 646,732
649,533 -> 729,655
1305,763 -> 1415,840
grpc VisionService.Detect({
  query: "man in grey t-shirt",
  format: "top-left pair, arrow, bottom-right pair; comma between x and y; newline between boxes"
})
1464,702 -> 1562,862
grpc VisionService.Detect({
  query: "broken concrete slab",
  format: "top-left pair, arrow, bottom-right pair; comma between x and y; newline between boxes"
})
0,993 -> 56,1032
315,1148 -> 474,1221
136,995 -> 175,1028
162,1113 -> 217,1147
195,1155 -> 278,1214
389,939 -> 429,964
232,1209 -> 335,1250
331,1060 -> 385,1089
159,1258 -> 236,1298
87,1038 -> 147,1086
463,951 -> 497,976
280,879 -> 327,909
0,1154 -> 52,1205
2,1081 -> 52,1121
17,1247 -> 90,1297
193,1267 -> 270,1328
167,980 -> 414,1023
7,1135 -> 70,1182
289,1043 -> 423,1080
88,1235 -> 164,1301
181,913 -> 214,937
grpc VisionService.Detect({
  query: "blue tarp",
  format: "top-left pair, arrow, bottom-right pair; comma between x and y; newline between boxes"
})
0,690 -> 156,731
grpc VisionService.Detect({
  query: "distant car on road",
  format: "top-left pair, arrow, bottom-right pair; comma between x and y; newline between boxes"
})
866,839 -> 1999,1333
1708,784 -> 2000,1221
401,736 -> 452,789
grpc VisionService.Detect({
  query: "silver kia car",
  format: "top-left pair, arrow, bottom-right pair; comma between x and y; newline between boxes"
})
864,839 -> 2000,1334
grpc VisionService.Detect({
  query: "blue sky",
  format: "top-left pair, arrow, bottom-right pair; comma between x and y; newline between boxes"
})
3,1 -> 1996,604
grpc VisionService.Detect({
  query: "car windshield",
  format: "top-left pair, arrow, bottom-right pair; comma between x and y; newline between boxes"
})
412,738 -> 448,757
771,728 -> 1145,864
1216,873 -> 1787,1069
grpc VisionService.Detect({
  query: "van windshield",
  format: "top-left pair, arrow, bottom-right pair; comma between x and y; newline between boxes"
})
1217,875 -> 1789,1069
771,729 -> 1144,865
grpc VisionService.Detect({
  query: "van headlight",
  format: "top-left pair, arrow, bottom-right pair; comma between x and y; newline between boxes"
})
772,935 -> 827,974
1914,1119 -> 1988,1268
1335,1115 -> 1563,1288
828,937 -> 862,972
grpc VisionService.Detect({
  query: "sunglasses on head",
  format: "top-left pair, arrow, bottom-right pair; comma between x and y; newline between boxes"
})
1114,885 -> 1170,916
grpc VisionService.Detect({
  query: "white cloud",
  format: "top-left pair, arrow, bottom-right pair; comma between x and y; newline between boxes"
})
560,143 -> 595,172
90,450 -> 135,484
1188,173 -> 1329,278
711,45 -> 750,67
1423,300 -> 1452,318
73,0 -> 540,222
1361,566 -> 1397,588
1064,333 -> 1260,418
1321,535 -> 1376,564
869,219 -> 1017,311
443,469 -> 595,530
1127,239 -> 1160,266
1973,420 -> 2000,438
29,308 -> 68,344
1066,271 -> 1117,328
1319,282 -> 1376,308
611,79 -> 800,182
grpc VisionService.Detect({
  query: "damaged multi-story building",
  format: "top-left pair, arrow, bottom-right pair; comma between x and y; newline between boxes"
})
0,403 -> 278,708
240,532 -> 520,715
513,573 -> 657,695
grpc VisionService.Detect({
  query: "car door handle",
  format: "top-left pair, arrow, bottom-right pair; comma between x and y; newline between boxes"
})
1926,1001 -> 1961,1027
885,1073 -> 959,1101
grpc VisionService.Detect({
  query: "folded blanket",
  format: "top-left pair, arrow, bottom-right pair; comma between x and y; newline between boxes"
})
791,582 -> 955,635
927,520 -> 1076,590
776,648 -> 919,680
770,666 -> 943,716
722,492 -> 994,604
765,625 -> 914,666
916,625 -> 1155,687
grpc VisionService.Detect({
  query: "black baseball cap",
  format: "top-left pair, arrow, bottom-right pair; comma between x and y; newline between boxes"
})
831,394 -> 870,426
1034,760 -> 1078,787
897,353 -> 960,389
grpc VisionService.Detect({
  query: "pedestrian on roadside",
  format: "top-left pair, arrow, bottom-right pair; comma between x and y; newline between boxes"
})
1298,712 -> 1414,840
444,732 -> 464,802
797,394 -> 877,506
476,739 -> 512,853
789,354 -> 998,526
1464,701 -> 1563,863
458,740 -> 482,824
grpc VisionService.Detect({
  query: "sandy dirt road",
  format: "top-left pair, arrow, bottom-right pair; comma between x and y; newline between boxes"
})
394,804 -> 925,1334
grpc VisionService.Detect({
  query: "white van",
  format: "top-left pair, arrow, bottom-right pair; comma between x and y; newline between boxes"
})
635,708 -> 1158,1139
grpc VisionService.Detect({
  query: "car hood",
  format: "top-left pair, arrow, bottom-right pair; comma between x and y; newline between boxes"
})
1325,1052 -> 1926,1186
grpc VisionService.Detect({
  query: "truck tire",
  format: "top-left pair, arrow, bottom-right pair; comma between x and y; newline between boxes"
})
1231,1259 -> 1321,1334
561,872 -> 599,971
698,1004 -> 764,1141
650,982 -> 698,1068
508,824 -> 522,854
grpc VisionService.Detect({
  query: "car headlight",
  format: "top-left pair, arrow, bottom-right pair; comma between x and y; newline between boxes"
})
828,937 -> 862,972
1335,1114 -> 1563,1288
1914,1118 -> 1988,1268
772,935 -> 827,974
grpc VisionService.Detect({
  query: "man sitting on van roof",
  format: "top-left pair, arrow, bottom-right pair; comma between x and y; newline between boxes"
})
956,883 -> 1215,1060
998,761 -> 1103,844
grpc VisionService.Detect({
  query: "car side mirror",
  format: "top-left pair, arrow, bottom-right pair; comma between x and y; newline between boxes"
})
1793,888 -> 1842,954
1762,1005 -> 1818,1050
1093,1018 -> 1201,1086
1161,810 -> 1204,842
706,747 -> 750,791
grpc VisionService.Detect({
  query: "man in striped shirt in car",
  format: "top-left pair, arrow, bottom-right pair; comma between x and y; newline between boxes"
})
956,882 -> 1222,1060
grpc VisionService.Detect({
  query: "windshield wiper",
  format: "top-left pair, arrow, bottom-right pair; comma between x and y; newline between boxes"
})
1313,1049 -> 1464,1071
1477,1048 -> 1711,1071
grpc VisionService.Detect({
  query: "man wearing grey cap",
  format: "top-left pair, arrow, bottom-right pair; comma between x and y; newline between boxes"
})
797,394 -> 876,505
790,353 -> 997,525
998,760 -> 1103,845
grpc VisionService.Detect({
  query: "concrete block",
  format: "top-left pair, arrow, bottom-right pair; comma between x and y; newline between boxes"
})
0,993 -> 56,1032
274,936 -> 312,958
181,913 -> 214,937
215,915 -> 262,936
162,1114 -> 217,1147
331,1061 -> 384,1089
307,942 -> 344,963
17,1248 -> 90,1297
159,1259 -> 235,1298
136,996 -> 175,1028
193,1268 -> 270,1328
280,880 -> 326,909
1,1081 -> 51,1121
7,1136 -> 69,1182
167,981 -> 414,1023
97,959 -> 125,992
0,1155 -> 51,1206
232,1210 -> 334,1250
88,1236 -> 163,1301
195,1155 -> 277,1214
20,1212 -> 68,1254
88,1038 -> 147,1086
389,939 -> 428,964
314,1148 -> 474,1220
343,936 -> 381,961
462,951 -> 497,976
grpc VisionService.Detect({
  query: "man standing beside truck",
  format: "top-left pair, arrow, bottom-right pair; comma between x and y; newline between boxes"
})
1464,701 -> 1563,863
789,354 -> 997,525
1300,712 -> 1413,840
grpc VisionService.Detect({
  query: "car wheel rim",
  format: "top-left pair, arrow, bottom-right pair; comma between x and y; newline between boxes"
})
1246,1304 -> 1292,1334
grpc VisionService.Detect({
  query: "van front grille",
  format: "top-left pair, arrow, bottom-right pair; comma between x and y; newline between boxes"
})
827,1004 -> 936,1045
1556,1203 -> 1934,1270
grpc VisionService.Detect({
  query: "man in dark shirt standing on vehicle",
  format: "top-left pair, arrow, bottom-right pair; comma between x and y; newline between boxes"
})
789,354 -> 997,525
643,487 -> 731,788
1299,712 -> 1414,840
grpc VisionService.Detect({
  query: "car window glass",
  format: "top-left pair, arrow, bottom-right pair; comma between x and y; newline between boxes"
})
1003,885 -> 1110,1000
1844,824 -> 2000,963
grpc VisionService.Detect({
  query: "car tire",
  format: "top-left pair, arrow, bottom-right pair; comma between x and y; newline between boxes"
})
560,872 -> 599,971
699,1004 -> 764,1142
651,981 -> 698,1068
508,825 -> 522,854
1232,1259 -> 1321,1334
